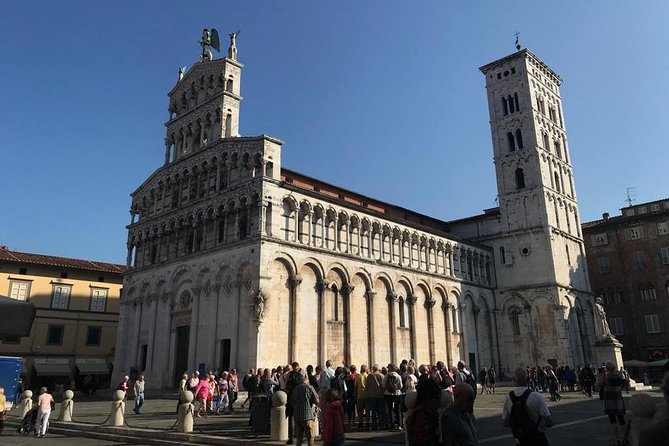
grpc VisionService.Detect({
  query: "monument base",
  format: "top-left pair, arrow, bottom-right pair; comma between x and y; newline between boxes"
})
595,335 -> 624,369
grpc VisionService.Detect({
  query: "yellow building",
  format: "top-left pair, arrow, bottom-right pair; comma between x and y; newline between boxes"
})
0,247 -> 123,393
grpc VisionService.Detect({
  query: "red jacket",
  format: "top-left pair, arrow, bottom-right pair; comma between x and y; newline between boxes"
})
322,400 -> 345,442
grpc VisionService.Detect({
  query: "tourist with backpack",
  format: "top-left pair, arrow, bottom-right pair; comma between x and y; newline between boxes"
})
455,361 -> 477,411
382,364 -> 404,431
503,367 -> 553,446
487,366 -> 497,394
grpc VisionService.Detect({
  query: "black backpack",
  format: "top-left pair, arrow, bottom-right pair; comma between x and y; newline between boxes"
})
509,389 -> 541,440
462,371 -> 477,394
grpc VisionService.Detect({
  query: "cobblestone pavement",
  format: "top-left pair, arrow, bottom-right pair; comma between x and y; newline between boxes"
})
2,387 -> 665,445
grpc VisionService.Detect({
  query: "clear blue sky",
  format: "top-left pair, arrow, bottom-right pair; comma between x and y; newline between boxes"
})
1,1 -> 667,264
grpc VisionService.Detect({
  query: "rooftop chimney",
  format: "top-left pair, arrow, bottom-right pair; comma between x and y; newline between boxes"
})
603,213 -> 610,221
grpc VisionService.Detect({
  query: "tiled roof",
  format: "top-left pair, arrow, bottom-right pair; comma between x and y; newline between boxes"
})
0,248 -> 125,274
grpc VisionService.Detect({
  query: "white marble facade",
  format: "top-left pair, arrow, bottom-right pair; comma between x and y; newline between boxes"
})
112,44 -> 598,389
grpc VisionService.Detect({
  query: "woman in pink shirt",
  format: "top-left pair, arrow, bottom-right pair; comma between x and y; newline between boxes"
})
36,387 -> 54,438
194,374 -> 212,417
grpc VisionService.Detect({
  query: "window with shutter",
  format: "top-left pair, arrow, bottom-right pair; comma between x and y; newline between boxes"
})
9,280 -> 31,301
645,314 -> 660,333
51,285 -> 71,309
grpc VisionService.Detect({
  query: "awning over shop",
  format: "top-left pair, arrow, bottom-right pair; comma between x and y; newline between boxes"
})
624,359 -> 669,367
34,363 -> 71,376
76,358 -> 109,375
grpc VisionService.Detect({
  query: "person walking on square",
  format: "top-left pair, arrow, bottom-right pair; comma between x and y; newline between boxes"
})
217,373 -> 230,414
487,366 -> 497,394
133,374 -> 145,414
602,362 -> 626,445
240,368 -> 255,410
117,375 -> 130,400
228,369 -> 239,412
194,374 -> 212,417
36,387 -> 54,438
366,365 -> 385,430
478,368 -> 488,395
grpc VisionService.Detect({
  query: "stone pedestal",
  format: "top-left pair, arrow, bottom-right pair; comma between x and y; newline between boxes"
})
59,390 -> 74,422
19,390 -> 33,419
177,391 -> 194,433
595,336 -> 624,369
109,390 -> 125,427
270,391 -> 288,441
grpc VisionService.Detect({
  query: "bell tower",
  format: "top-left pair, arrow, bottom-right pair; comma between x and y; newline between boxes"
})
479,47 -> 595,366
163,30 -> 244,164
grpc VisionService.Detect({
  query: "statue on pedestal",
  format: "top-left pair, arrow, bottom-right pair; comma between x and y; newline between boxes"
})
594,297 -> 614,339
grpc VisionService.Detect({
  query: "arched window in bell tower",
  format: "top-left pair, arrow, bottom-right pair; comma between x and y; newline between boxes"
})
502,97 -> 509,116
515,168 -> 525,189
516,129 -> 524,149
543,133 -> 550,151
507,132 -> 516,152
508,95 -> 515,113
554,172 -> 561,193
225,114 -> 232,138
226,77 -> 234,93
514,93 -> 520,111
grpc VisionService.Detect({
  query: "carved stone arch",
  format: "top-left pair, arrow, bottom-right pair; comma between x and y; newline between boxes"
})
502,292 -> 531,313
415,281 -> 431,301
281,195 -> 299,212
195,266 -> 213,291
352,269 -> 373,291
327,262 -> 351,285
169,264 -> 193,291
299,257 -> 326,281
271,252 -> 298,278
396,277 -> 413,298
373,272 -> 394,294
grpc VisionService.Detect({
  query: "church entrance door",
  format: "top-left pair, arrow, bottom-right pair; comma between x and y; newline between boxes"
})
174,325 -> 190,385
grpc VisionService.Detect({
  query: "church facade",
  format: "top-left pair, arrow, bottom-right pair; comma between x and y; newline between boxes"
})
112,36 -> 598,388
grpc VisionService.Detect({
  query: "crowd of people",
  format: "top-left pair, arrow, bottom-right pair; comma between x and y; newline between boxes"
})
110,359 -> 667,446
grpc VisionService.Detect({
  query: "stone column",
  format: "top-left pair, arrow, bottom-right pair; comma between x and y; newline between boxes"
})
321,216 -> 326,248
307,210 -> 313,246
164,140 -> 171,165
367,230 -> 373,258
316,280 -> 329,365
189,290 -> 200,370
340,284 -> 354,365
387,292 -> 398,364
333,216 -> 339,250
366,289 -> 376,365
293,209 -> 299,243
406,294 -> 417,360
442,302 -> 453,366
234,208 -> 241,241
246,203 -> 252,237
424,298 -> 437,365
289,276 -> 303,361
458,304 -> 467,361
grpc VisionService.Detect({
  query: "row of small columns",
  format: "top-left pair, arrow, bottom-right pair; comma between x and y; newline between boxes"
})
288,211 -> 491,285
128,201 -> 271,268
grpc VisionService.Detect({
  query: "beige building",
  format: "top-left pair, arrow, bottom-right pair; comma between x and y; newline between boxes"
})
113,35 -> 599,389
0,247 -> 123,392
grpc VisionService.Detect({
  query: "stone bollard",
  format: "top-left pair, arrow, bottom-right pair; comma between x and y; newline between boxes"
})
18,390 -> 33,419
270,391 -> 288,441
59,390 -> 74,422
177,391 -> 194,433
109,390 -> 125,426
629,393 -> 656,446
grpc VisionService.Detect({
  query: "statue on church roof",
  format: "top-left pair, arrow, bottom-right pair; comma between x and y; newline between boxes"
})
228,29 -> 240,60
199,28 -> 221,61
